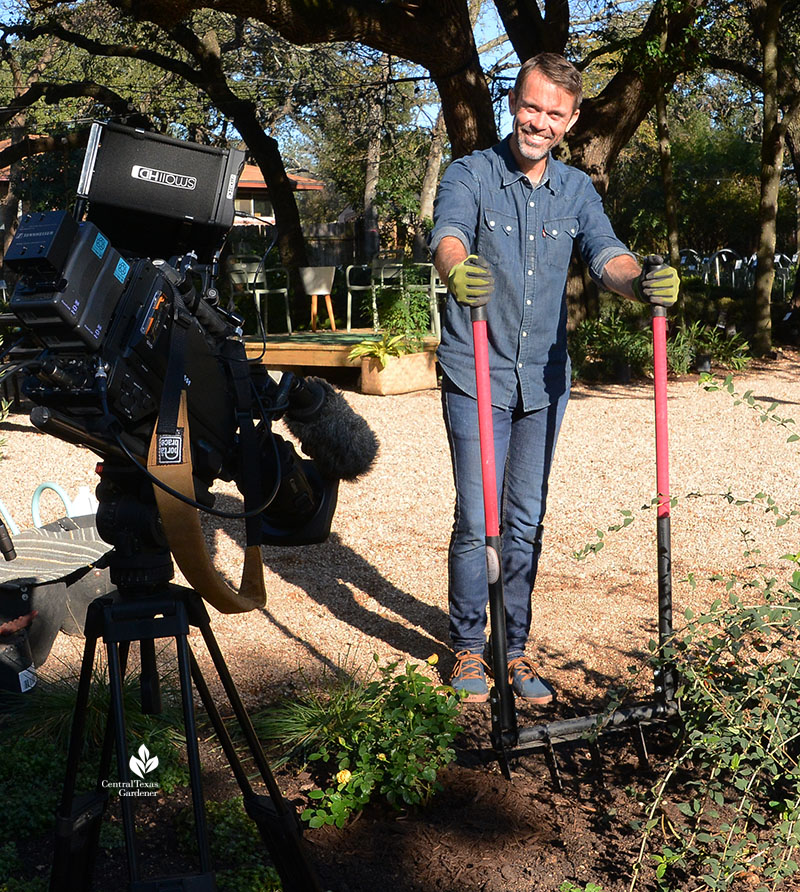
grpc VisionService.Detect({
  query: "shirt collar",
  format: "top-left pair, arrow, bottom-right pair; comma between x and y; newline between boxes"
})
497,136 -> 559,194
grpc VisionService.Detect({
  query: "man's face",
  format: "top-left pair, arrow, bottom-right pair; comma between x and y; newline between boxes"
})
508,69 -> 580,169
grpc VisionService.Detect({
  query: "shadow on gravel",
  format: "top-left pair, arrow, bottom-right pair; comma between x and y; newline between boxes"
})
208,495 -> 450,662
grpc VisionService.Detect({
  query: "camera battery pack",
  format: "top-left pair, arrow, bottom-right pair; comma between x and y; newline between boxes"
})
10,212 -> 131,350
4,210 -> 78,277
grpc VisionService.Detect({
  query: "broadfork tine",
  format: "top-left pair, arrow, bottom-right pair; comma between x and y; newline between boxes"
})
632,721 -> 651,771
543,732 -> 563,792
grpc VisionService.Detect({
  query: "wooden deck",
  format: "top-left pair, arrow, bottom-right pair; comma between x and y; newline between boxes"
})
244,330 -> 439,372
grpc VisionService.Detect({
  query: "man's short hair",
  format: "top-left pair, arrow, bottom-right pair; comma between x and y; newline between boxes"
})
513,53 -> 583,109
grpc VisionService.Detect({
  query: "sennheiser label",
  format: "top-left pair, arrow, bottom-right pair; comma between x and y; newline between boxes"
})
157,430 -> 184,464
131,165 -> 197,191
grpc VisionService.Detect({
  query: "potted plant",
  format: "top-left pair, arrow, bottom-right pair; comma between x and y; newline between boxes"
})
348,276 -> 437,395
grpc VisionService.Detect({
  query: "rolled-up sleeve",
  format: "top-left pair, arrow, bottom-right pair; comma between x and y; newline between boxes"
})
575,179 -> 635,285
430,159 -> 479,257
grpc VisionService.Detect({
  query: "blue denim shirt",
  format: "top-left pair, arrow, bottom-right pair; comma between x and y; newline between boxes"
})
430,136 -> 634,411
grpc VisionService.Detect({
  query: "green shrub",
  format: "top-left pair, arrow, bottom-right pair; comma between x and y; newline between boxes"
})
0,663 -> 190,890
632,583 -> 800,890
255,657 -> 461,828
569,308 -> 751,382
569,306 -> 651,381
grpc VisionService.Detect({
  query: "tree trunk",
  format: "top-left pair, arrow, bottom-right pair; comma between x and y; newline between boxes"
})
413,108 -> 447,260
432,50 -> 497,156
235,113 -> 309,274
567,73 -> 657,196
363,54 -> 389,260
655,86 -> 681,273
752,0 -> 783,355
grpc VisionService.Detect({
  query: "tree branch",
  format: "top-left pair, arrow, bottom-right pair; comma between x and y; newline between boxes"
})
0,79 -> 151,127
5,21 -> 200,83
0,130 -> 90,169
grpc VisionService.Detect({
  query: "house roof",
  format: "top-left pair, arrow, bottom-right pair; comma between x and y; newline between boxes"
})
237,162 -> 324,193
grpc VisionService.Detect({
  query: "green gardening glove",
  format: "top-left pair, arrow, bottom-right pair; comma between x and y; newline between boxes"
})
447,254 -> 495,307
633,254 -> 680,308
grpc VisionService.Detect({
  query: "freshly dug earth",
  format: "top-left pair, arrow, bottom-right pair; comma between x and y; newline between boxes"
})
5,349 -> 800,890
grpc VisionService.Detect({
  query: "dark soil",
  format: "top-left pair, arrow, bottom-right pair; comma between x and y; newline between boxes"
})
19,703 -> 682,892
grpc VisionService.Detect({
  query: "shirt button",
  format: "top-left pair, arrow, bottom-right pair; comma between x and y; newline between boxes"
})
527,270 -> 533,276
489,220 -> 496,228
522,332 -> 528,337
528,234 -> 534,241
526,299 -> 532,305
518,362 -> 523,368
505,225 -> 512,232
529,202 -> 535,208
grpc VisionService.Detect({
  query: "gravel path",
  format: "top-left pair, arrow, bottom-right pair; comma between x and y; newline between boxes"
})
4,350 -> 800,708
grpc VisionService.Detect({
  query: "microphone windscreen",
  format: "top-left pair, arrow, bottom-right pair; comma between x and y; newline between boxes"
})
284,378 -> 379,480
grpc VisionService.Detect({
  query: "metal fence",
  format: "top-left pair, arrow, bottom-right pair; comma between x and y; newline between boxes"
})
679,247 -> 796,300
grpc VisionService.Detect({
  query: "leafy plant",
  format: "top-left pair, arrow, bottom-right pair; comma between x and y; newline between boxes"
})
569,306 -> 651,381
347,332 -> 414,369
255,657 -> 461,828
0,662 -> 190,890
0,879 -> 47,892
630,581 -> 800,891
367,271 -> 431,346
0,661 -> 185,767
702,374 -> 799,442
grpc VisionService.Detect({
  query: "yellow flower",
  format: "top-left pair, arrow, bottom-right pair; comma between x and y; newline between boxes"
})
335,769 -> 352,786
377,753 -> 387,761
426,653 -> 439,666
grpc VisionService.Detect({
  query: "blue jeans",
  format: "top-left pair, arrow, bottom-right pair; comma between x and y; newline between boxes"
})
441,373 -> 569,657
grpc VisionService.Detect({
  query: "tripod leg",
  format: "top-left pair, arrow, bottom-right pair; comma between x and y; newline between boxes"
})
173,621 -> 214,876
106,636 -> 142,883
50,621 -> 108,892
189,609 -> 323,892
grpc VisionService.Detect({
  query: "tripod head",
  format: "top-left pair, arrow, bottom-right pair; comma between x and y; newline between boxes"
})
94,461 -> 174,594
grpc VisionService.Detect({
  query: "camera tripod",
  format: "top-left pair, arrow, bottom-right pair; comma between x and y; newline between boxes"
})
50,467 -> 324,892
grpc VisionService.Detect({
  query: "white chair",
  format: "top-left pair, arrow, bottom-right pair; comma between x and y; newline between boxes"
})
345,259 -> 403,331
299,266 -> 337,332
345,264 -> 372,332
226,256 -> 292,334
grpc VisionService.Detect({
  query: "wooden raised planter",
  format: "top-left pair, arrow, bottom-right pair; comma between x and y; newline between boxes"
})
359,351 -> 438,396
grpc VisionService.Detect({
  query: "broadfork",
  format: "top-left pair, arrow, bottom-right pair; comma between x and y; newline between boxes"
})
470,300 -> 679,786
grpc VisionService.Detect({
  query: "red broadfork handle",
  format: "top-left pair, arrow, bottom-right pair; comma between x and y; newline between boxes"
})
472,313 -> 500,537
471,305 -> 516,745
652,310 -> 670,517
651,305 -> 676,704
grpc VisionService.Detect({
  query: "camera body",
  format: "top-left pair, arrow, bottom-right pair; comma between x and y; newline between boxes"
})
5,123 -> 339,546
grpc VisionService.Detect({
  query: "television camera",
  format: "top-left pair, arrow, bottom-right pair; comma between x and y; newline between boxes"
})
0,123 -> 376,891
2,122 -> 377,604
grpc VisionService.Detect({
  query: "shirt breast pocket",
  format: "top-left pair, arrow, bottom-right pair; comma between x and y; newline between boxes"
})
478,208 -> 517,265
542,217 -> 579,266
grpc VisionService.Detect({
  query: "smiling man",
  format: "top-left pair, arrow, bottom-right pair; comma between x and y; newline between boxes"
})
430,53 -> 679,704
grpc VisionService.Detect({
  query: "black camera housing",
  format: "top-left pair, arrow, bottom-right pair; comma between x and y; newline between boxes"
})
5,123 -> 339,546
